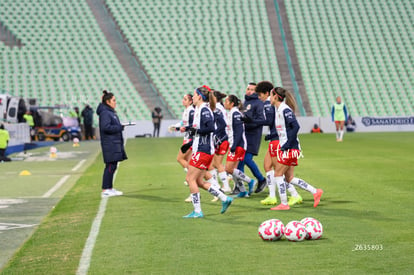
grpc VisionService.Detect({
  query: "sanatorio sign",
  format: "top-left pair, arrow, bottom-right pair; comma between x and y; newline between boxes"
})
361,117 -> 414,127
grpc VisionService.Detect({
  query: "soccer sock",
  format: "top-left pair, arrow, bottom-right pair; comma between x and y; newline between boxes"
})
286,181 -> 299,197
266,170 -> 276,198
235,178 -> 247,192
274,176 -> 288,205
219,171 -> 230,189
289,177 -> 317,194
184,167 -> 188,173
208,186 -> 227,202
191,193 -> 202,213
209,169 -> 218,181
233,169 -> 252,184
336,131 -> 340,139
340,130 -> 344,140
206,176 -> 221,190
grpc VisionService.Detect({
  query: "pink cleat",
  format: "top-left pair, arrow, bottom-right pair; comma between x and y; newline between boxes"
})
270,204 -> 290,211
313,189 -> 324,207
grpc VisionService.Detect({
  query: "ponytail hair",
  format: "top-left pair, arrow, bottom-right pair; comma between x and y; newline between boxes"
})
227,94 -> 243,110
195,85 -> 215,110
102,90 -> 114,105
271,87 -> 297,113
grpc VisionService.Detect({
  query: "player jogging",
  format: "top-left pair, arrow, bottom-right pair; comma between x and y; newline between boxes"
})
269,87 -> 323,210
183,86 -> 233,218
331,96 -> 348,142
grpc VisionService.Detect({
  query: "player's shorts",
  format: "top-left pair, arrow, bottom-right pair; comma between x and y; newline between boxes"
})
334,120 -> 345,124
276,144 -> 301,166
226,146 -> 246,162
180,139 -> 193,154
215,140 -> 229,155
189,151 -> 214,170
268,140 -> 280,158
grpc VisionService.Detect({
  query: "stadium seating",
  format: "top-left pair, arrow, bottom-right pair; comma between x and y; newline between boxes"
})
0,0 -> 151,122
105,0 -> 282,117
285,0 -> 414,117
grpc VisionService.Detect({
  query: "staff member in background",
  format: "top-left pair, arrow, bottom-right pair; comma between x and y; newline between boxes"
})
234,82 -> 266,194
96,90 -> 127,198
331,96 -> 348,141
81,104 -> 94,140
23,110 -> 35,141
310,124 -> 323,133
0,124 -> 11,162
151,107 -> 163,138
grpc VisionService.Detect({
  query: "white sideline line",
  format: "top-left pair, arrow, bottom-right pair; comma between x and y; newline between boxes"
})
42,175 -> 70,198
76,196 -> 108,275
72,159 -> 86,172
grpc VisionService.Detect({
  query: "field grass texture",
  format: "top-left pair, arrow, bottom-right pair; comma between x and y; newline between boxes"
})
1,132 -> 413,274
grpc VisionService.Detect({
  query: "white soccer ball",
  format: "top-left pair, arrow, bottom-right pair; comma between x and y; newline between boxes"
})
301,217 -> 323,240
284,221 -> 307,242
258,219 -> 284,241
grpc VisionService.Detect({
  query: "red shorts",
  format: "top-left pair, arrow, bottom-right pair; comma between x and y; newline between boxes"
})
215,140 -> 229,155
268,140 -> 280,158
226,146 -> 246,162
276,144 -> 301,166
189,151 -> 214,170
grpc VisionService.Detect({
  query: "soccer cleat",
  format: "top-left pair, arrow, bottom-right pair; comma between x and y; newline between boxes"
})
184,194 -> 192,203
313,189 -> 323,207
183,211 -> 204,218
270,204 -> 290,211
248,179 -> 256,195
254,179 -> 267,193
220,197 -> 233,214
260,196 -> 277,205
230,185 -> 240,195
101,188 -> 123,198
288,195 -> 303,206
236,191 -> 249,198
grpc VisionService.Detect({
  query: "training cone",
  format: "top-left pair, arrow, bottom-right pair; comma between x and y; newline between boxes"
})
19,170 -> 31,176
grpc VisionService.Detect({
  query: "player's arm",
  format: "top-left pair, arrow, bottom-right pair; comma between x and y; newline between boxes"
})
280,109 -> 299,150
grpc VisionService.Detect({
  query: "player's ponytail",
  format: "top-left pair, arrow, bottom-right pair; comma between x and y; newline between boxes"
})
272,87 -> 297,113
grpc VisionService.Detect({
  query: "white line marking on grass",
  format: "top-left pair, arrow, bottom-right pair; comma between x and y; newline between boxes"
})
72,159 -> 86,172
42,175 -> 70,198
76,197 -> 108,275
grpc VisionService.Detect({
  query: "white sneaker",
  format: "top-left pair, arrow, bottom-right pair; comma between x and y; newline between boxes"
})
211,196 -> 219,202
184,194 -> 192,202
101,188 -> 123,198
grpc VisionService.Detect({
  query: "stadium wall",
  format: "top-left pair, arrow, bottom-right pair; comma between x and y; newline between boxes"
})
121,116 -> 414,139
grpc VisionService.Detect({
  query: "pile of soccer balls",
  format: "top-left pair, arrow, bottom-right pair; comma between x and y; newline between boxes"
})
258,217 -> 323,242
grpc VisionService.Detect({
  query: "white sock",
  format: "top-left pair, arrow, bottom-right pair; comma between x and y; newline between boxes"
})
235,178 -> 246,192
336,131 -> 340,139
274,176 -> 287,205
209,169 -> 218,181
191,193 -> 202,213
266,170 -> 276,198
289,177 -> 316,194
286,182 -> 299,197
233,169 -> 252,184
184,167 -> 188,173
340,130 -> 344,140
219,171 -> 230,189
208,186 -> 227,202
206,176 -> 220,190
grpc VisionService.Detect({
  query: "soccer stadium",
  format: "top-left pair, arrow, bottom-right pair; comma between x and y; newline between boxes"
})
1,0 -> 413,274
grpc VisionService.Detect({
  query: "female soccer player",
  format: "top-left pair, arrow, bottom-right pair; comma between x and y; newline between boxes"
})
255,82 -> 302,206
223,94 -> 256,198
331,96 -> 348,141
210,90 -> 231,193
183,86 -> 233,218
269,87 -> 323,210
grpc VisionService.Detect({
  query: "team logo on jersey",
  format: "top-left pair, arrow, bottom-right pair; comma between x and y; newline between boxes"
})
246,104 -> 251,111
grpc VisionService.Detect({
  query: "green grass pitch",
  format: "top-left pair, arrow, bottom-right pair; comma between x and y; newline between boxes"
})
1,132 -> 413,274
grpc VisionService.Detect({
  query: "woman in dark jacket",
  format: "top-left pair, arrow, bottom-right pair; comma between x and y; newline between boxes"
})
97,90 -> 127,198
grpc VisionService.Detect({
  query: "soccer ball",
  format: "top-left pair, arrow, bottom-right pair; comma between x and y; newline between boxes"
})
284,221 -> 307,242
258,219 -> 284,241
301,217 -> 323,240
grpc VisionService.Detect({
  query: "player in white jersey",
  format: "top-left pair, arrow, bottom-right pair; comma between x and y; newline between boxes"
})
269,87 -> 323,210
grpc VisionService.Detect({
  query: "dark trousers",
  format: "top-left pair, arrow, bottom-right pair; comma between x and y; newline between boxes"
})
153,123 -> 160,137
84,124 -> 94,140
102,161 -> 118,190
237,152 -> 265,182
